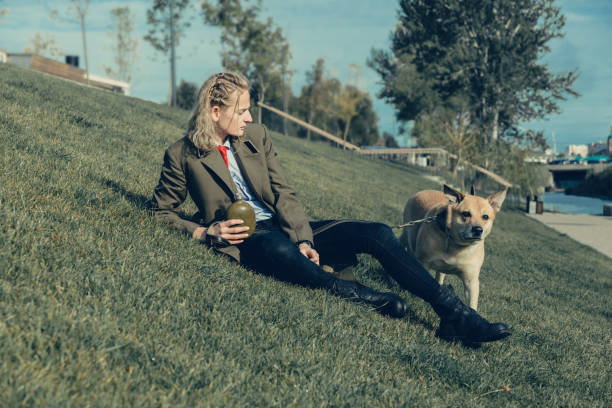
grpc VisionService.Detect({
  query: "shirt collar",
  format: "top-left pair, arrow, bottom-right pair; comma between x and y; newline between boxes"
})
215,139 -> 231,148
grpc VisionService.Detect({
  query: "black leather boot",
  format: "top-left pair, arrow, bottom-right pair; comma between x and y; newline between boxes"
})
330,279 -> 407,318
431,285 -> 511,343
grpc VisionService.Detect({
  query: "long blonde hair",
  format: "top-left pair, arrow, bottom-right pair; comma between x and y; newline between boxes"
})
187,72 -> 249,152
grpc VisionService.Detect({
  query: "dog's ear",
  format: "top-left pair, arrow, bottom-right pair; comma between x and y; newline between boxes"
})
444,184 -> 464,205
470,185 -> 476,195
487,187 -> 508,212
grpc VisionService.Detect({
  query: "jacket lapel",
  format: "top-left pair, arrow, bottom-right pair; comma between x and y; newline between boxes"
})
200,149 -> 239,200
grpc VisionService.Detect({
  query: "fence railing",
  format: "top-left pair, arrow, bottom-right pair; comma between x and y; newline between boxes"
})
258,101 -> 513,188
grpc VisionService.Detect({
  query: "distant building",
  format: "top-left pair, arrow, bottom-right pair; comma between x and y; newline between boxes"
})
589,141 -> 608,156
567,144 -> 588,157
3,53 -> 130,95
525,151 -> 549,163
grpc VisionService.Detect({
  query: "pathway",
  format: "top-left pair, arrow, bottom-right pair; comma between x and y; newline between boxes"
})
527,213 -> 612,258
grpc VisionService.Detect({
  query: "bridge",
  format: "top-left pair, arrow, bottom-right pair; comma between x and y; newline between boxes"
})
547,162 -> 612,189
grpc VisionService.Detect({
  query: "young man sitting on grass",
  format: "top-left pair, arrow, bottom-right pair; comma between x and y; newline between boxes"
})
149,72 -> 511,344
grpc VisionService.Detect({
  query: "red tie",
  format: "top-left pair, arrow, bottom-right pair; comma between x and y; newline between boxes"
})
217,145 -> 229,168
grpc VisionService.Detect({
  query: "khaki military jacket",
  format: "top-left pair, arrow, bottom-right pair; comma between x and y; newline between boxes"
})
150,124 -> 314,262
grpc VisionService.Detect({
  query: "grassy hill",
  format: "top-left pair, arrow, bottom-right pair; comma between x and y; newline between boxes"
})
1,63 -> 610,407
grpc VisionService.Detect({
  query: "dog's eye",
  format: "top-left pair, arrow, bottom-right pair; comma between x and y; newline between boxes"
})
461,211 -> 471,218
483,214 -> 490,220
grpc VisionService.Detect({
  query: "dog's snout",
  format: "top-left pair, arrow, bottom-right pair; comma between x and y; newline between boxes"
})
472,226 -> 483,236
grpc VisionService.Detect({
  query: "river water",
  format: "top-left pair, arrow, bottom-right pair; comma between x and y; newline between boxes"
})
542,192 -> 612,215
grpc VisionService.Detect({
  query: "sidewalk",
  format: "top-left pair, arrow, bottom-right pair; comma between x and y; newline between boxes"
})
527,213 -> 612,258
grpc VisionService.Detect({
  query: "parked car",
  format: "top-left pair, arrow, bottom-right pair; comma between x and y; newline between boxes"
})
569,157 -> 588,165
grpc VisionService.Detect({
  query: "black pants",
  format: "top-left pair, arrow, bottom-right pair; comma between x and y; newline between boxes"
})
239,220 -> 439,302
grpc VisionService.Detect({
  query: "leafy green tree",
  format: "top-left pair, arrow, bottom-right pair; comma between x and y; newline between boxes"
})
297,58 -> 343,138
279,43 -> 294,135
176,80 -> 198,110
369,0 -> 579,146
347,92 -> 380,147
301,58 -> 326,140
381,131 -> 399,148
335,85 -> 361,148
144,0 -> 192,106
317,77 -> 342,135
332,65 -> 364,148
296,60 -> 379,146
201,0 -> 290,123
104,7 -> 139,83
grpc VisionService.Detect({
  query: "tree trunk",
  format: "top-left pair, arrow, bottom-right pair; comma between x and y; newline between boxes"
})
306,109 -> 314,140
257,89 -> 264,124
80,14 -> 89,86
257,76 -> 266,124
342,116 -> 352,150
169,0 -> 176,107
282,78 -> 289,135
257,91 -> 263,124
452,152 -> 461,177
491,107 -> 499,142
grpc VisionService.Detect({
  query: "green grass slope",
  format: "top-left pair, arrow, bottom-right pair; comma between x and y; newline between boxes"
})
1,63 -> 610,407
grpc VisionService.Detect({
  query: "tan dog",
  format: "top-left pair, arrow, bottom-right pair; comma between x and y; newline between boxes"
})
400,185 -> 507,310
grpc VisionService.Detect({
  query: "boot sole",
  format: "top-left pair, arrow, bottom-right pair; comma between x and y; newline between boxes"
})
438,328 -> 512,343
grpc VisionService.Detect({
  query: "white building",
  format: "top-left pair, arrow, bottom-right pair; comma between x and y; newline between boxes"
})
567,144 -> 588,157
4,52 -> 130,95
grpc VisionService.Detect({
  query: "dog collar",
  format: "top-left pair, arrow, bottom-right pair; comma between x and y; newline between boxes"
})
435,208 -> 449,234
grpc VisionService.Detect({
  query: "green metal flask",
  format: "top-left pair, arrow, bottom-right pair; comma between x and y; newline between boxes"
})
226,199 -> 256,237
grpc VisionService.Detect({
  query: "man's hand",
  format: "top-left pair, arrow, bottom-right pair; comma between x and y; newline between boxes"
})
193,219 -> 250,245
298,242 -> 320,265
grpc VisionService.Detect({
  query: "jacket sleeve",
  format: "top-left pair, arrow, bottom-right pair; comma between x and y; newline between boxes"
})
149,144 -> 201,237
261,127 -> 314,244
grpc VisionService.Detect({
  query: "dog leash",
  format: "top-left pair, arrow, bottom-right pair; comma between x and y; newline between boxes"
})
391,215 -> 439,229
208,215 -> 442,248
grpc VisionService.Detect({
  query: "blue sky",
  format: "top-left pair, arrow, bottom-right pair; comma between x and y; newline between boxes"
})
1,0 -> 611,152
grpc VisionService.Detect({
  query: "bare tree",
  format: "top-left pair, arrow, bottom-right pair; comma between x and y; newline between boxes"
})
439,109 -> 476,177
412,97 -> 478,176
104,7 -> 139,83
0,1 -> 8,25
24,33 -> 64,58
50,0 -> 91,85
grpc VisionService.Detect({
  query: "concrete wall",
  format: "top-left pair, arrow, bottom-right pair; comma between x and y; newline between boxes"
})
6,54 -> 33,69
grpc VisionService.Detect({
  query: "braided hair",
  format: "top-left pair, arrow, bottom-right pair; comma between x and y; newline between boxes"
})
187,72 -> 249,152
